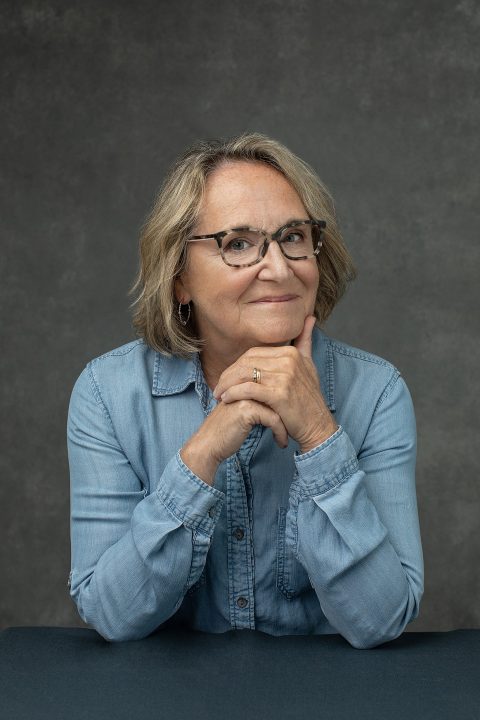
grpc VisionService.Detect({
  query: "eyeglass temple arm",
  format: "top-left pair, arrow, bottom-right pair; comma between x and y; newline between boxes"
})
187,232 -> 226,242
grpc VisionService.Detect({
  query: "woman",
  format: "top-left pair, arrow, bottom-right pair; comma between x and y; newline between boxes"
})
67,133 -> 424,648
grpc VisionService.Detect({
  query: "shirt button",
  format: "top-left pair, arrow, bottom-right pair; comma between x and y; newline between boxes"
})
236,596 -> 248,609
233,527 -> 244,541
208,507 -> 215,518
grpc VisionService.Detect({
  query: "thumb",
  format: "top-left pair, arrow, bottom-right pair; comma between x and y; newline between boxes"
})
293,315 -> 316,358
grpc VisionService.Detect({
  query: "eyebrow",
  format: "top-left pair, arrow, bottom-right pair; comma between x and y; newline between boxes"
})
229,218 -> 305,232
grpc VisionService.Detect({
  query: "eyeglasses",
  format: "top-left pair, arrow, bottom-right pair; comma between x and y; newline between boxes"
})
187,219 -> 326,268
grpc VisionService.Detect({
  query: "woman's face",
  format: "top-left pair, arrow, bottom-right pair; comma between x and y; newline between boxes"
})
175,160 -> 320,355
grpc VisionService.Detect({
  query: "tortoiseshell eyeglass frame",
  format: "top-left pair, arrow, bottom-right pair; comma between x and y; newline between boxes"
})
186,219 -> 326,268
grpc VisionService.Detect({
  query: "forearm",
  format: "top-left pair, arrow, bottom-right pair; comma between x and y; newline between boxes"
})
291,425 -> 423,649
70,452 -> 225,641
73,511 -> 193,641
295,477 -> 422,648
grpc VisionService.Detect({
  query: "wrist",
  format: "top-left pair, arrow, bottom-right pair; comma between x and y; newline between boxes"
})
180,435 -> 221,487
299,422 -> 339,454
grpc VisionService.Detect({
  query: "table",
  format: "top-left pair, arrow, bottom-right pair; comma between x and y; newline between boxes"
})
1,627 -> 479,719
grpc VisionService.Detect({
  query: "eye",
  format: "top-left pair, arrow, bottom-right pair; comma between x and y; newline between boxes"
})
224,238 -> 250,253
283,230 -> 305,244
223,233 -> 258,253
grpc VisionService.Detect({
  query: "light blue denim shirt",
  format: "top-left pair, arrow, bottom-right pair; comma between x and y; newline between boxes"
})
67,326 -> 424,648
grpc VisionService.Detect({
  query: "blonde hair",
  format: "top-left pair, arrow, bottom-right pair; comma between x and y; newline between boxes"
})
128,132 -> 356,356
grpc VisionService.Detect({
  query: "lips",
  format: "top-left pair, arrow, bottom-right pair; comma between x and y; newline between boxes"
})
251,295 -> 298,303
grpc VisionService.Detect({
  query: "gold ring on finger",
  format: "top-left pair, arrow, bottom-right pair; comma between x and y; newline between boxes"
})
253,367 -> 261,384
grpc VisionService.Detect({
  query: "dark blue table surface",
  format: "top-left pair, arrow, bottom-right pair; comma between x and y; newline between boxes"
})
1,627 -> 479,720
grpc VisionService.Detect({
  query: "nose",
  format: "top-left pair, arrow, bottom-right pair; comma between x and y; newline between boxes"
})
256,239 -> 292,280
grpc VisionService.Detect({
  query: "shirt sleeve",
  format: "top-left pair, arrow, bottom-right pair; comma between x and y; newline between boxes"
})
67,364 -> 225,641
289,371 -> 424,649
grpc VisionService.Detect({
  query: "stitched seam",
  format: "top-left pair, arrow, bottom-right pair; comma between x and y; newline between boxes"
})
175,452 -> 225,500
154,487 -> 187,526
156,488 -> 213,535
375,369 -> 401,410
86,362 -> 117,435
154,379 -> 196,394
153,353 -> 196,395
89,339 -> 145,363
297,456 -> 359,499
295,425 -> 343,461
330,341 -> 397,369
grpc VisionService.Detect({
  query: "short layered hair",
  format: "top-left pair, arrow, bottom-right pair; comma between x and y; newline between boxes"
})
129,133 -> 356,356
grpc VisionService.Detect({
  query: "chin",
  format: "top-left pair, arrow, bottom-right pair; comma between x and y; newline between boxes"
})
253,323 -> 302,346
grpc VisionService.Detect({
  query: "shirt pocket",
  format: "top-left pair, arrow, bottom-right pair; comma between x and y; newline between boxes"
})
276,506 -> 313,599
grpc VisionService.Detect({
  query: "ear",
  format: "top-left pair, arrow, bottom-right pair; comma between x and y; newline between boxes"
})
174,275 -> 190,304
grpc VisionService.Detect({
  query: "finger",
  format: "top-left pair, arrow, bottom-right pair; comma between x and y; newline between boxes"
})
213,351 -> 300,399
292,315 -> 316,358
244,400 -> 289,448
220,381 -> 275,406
264,410 -> 289,449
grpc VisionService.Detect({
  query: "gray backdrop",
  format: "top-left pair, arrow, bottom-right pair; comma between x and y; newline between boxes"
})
1,0 -> 479,632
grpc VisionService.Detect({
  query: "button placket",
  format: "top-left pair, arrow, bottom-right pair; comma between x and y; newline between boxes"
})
226,453 -> 254,629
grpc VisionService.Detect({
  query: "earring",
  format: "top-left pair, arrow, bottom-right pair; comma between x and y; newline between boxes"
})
178,301 -> 191,326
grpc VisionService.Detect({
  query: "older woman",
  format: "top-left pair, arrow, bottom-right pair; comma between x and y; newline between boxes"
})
67,133 -> 423,648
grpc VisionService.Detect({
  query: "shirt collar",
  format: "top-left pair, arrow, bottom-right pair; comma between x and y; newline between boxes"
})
151,325 -> 335,412
151,352 -> 198,396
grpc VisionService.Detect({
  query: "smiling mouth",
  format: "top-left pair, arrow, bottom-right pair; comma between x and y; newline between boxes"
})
251,295 -> 299,303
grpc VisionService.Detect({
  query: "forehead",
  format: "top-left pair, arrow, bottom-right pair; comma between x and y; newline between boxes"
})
197,160 -> 307,230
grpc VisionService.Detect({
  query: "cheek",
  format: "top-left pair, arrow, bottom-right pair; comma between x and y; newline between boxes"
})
302,262 -> 320,294
213,270 -> 256,302
194,272 -> 252,308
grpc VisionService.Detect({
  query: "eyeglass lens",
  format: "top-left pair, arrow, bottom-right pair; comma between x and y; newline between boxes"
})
221,223 -> 318,266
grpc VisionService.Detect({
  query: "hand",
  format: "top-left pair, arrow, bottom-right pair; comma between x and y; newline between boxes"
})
180,396 -> 289,486
213,316 -> 338,453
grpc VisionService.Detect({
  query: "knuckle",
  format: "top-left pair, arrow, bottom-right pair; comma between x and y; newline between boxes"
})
284,354 -> 297,371
238,399 -> 253,413
270,409 -> 281,423
283,357 -> 297,378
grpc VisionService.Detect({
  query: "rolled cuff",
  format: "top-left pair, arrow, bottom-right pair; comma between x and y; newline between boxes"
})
156,451 -> 225,534
293,425 -> 359,497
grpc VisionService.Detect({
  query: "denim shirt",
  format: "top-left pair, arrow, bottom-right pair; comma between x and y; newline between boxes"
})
67,326 -> 424,648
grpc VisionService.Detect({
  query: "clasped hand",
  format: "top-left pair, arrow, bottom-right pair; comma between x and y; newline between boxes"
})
212,315 -> 338,456
180,316 -> 339,483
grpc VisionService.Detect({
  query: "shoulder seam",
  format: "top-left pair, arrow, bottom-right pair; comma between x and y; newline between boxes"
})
85,362 -> 117,433
376,369 -> 402,411
329,339 -> 396,369
89,339 -> 145,364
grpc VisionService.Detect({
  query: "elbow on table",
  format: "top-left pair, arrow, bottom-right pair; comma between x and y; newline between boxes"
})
78,604 -> 161,642
346,602 -> 422,650
71,573 -> 179,642
347,627 -> 404,650
95,624 -> 153,643
71,590 -> 156,643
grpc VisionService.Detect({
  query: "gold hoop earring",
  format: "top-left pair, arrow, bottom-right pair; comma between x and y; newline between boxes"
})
178,301 -> 191,326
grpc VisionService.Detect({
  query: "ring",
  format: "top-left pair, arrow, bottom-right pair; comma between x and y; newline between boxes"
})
253,367 -> 261,384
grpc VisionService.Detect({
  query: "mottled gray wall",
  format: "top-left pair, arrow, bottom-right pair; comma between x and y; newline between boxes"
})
1,0 -> 479,631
